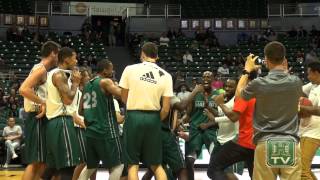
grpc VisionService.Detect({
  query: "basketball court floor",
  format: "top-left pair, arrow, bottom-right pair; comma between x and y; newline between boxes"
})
1,168 -> 320,180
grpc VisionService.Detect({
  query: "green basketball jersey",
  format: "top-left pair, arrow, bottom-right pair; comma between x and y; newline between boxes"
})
190,90 -> 220,129
83,77 -> 119,139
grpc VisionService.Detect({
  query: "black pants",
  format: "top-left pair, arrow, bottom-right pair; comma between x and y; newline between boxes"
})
207,141 -> 254,180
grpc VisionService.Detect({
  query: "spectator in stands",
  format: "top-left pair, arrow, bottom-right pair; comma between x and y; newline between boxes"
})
190,40 -> 199,50
32,32 -> 40,44
310,25 -> 318,37
108,21 -> 116,47
225,54 -> 233,66
264,26 -> 275,39
176,28 -> 185,38
95,20 -> 103,40
177,83 -> 191,101
211,38 -> 220,48
217,63 -> 230,76
267,31 -> 277,42
82,60 -> 92,75
0,88 -> 5,109
309,36 -> 318,49
248,33 -> 258,45
298,26 -> 307,38
159,33 -> 170,47
190,77 -> 198,91
287,26 -> 298,38
167,28 -> 173,40
173,49 -> 182,62
305,50 -> 319,65
174,71 -> 185,85
296,50 -> 304,64
211,74 -> 224,90
183,50 -> 193,65
3,117 -> 22,168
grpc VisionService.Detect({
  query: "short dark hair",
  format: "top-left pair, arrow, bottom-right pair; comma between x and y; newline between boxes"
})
58,47 -> 75,64
141,42 -> 158,59
308,61 -> 320,74
97,59 -> 112,73
41,41 -> 60,58
264,41 -> 286,65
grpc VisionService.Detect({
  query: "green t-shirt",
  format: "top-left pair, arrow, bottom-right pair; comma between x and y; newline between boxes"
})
83,77 -> 119,139
190,90 -> 220,130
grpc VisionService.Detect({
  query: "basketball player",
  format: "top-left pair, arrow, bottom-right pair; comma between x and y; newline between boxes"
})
142,88 -> 206,180
184,71 -> 220,180
46,47 -> 82,179
119,42 -> 173,180
78,59 -> 124,180
71,67 -> 91,180
19,41 -> 60,180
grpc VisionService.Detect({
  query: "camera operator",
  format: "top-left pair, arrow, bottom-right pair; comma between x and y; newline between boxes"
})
237,41 -> 303,180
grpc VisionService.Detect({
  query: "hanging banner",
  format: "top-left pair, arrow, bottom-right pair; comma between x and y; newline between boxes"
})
70,2 -> 143,16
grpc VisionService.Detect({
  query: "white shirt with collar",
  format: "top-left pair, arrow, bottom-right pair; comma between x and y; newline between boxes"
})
300,83 -> 320,139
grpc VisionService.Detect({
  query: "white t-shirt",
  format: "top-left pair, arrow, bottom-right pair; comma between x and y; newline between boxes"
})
215,96 -> 239,144
119,61 -> 173,110
3,125 -> 22,144
177,91 -> 191,101
300,83 -> 320,139
217,66 -> 229,75
183,54 -> 193,64
159,37 -> 170,46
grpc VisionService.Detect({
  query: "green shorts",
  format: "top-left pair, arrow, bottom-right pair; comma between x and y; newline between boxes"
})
85,136 -> 123,169
162,129 -> 185,173
75,127 -> 87,163
186,128 -> 219,157
24,112 -> 47,164
124,110 -> 162,166
46,116 -> 81,169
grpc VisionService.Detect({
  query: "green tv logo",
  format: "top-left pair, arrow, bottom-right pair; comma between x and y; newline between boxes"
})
266,138 -> 296,167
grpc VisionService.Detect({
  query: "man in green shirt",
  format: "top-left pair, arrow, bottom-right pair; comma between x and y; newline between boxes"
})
184,71 -> 220,180
78,59 -> 124,180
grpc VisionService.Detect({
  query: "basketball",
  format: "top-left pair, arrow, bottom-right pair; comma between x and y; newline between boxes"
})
299,97 -> 313,118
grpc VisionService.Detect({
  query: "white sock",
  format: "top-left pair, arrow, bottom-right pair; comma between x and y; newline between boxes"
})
109,164 -> 124,180
78,165 -> 96,180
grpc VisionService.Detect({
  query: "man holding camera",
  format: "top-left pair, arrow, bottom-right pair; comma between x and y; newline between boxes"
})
237,41 -> 303,180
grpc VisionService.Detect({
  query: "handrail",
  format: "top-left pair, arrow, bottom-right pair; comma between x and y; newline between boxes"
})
268,2 -> 320,17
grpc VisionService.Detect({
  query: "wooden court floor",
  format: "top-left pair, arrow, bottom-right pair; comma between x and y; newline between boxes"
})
0,170 -> 23,180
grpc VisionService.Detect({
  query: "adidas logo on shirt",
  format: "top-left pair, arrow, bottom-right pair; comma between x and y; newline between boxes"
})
140,72 -> 157,84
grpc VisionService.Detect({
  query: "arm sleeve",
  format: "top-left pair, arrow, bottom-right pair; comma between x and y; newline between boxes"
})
303,83 -> 313,96
2,127 -> 6,137
233,98 -> 249,114
215,116 -> 232,123
17,126 -> 22,135
119,66 -> 130,89
163,74 -> 174,97
241,79 -> 258,101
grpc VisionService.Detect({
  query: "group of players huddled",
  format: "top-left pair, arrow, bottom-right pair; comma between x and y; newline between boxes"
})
18,40 -> 320,180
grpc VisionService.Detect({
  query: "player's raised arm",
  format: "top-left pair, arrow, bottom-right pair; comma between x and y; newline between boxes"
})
52,70 -> 81,105
100,78 -> 122,98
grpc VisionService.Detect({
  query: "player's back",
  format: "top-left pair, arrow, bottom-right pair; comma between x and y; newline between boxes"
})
83,77 -> 119,139
120,62 -> 173,111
